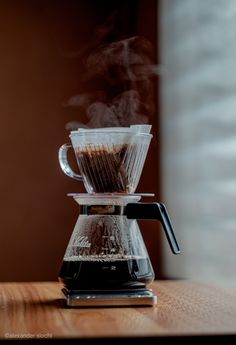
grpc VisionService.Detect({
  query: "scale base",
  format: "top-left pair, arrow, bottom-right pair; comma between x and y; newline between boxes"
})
62,287 -> 157,307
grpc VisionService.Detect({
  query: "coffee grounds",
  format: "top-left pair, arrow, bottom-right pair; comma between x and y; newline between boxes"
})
76,144 -> 130,193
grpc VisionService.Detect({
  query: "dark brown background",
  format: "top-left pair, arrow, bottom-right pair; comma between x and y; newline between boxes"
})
0,0 -> 161,281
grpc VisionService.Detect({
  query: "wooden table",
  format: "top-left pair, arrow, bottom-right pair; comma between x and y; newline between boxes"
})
0,280 -> 235,343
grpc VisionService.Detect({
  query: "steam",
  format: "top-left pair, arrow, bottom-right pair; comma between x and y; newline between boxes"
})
86,36 -> 156,82
65,36 -> 160,129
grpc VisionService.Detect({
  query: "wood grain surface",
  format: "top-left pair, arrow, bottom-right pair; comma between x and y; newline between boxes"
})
0,280 -> 235,341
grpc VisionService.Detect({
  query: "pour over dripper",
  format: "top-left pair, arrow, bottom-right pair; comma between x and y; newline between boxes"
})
58,126 -> 152,193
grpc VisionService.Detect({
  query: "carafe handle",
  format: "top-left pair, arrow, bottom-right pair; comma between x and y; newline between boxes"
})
58,144 -> 83,181
125,202 -> 180,255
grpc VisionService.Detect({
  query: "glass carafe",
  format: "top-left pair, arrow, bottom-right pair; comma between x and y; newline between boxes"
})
59,194 -> 180,291
59,194 -> 154,290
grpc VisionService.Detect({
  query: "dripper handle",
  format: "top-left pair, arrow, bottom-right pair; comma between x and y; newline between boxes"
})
58,144 -> 83,181
125,202 -> 180,255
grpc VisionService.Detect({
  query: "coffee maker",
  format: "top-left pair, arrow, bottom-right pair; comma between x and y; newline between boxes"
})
58,125 -> 180,307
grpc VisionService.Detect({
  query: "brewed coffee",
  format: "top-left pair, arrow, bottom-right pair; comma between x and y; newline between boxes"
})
59,256 -> 154,290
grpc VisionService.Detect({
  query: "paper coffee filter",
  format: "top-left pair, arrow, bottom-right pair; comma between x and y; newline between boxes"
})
69,125 -> 152,148
71,124 -> 152,134
130,125 -> 152,134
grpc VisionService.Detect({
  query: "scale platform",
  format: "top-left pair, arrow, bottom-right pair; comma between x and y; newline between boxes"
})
62,287 -> 157,307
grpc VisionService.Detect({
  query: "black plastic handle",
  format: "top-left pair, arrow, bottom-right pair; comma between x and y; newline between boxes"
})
125,202 -> 180,255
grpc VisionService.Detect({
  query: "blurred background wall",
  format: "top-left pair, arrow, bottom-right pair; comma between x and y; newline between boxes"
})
0,0 -> 160,281
159,0 -> 236,286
